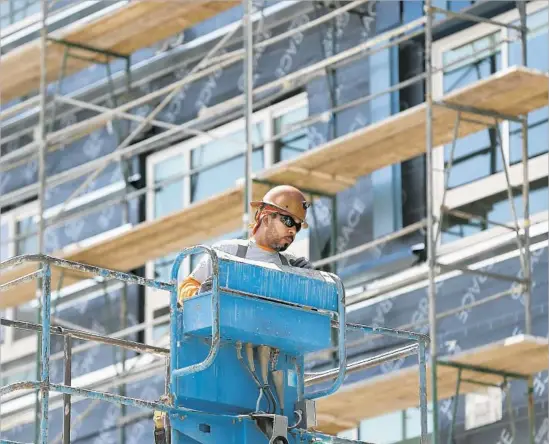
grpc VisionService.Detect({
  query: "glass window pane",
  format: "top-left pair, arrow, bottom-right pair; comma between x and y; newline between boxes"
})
274,106 -> 309,162
1,0 -> 40,26
445,136 -> 503,189
152,306 -> 170,342
191,150 -> 263,202
1,222 -> 8,261
441,179 -> 548,244
191,124 -> 264,202
358,411 -> 403,444
337,429 -> 358,440
442,32 -> 503,188
154,252 -> 177,282
370,48 -> 394,123
153,154 -> 185,282
16,216 -> 37,255
402,0 -> 423,24
509,8 -> 549,162
154,154 -> 185,218
448,1 -> 473,12
510,107 -> 548,164
442,32 -> 502,89
12,214 -> 40,341
193,124 -> 264,167
13,301 -> 37,341
0,309 -> 5,344
405,405 -> 433,439
509,8 -> 548,72
1,355 -> 36,386
372,165 -> 400,238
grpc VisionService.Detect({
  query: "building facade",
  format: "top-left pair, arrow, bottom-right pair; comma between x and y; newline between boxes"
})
0,1 -> 547,443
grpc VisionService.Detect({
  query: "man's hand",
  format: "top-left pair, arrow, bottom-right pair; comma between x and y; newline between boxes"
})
178,277 -> 202,305
199,276 -> 213,293
289,256 -> 313,269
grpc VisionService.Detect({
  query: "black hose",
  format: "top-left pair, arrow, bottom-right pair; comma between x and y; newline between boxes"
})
236,344 -> 274,413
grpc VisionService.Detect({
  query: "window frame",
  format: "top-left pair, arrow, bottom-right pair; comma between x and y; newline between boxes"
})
431,0 -> 549,236
144,93 -> 309,344
339,8 -> 549,436
347,3 -> 549,312
0,180 -> 129,363
270,93 -> 309,163
145,93 -> 309,225
1,200 -> 37,355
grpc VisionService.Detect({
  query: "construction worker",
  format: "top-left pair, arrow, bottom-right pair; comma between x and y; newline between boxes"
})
177,185 -> 314,304
152,185 -> 314,442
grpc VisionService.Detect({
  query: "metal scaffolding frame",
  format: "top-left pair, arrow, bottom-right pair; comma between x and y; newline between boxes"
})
0,0 -> 548,443
423,2 -> 536,444
0,252 -> 431,444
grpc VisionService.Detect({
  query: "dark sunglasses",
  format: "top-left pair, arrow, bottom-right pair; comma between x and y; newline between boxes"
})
276,213 -> 301,232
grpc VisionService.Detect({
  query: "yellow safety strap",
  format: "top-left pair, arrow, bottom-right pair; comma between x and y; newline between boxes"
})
153,409 -> 167,444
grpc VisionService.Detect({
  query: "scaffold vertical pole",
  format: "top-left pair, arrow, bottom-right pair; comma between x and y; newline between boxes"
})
517,4 -> 535,442
39,263 -> 52,444
517,0 -> 532,338
37,0 -> 48,276
243,0 -> 254,237
547,5 -> 549,439
36,0 -> 49,440
418,340 -> 429,444
330,195 -> 339,367
62,335 -> 72,444
424,1 -> 439,443
0,0 -> 3,438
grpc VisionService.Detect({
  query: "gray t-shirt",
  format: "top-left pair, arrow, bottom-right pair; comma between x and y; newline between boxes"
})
186,238 -> 311,284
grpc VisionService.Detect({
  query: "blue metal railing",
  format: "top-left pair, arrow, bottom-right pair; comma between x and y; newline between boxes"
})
169,245 -> 221,387
0,251 -> 430,444
0,254 -> 175,444
304,271 -> 347,401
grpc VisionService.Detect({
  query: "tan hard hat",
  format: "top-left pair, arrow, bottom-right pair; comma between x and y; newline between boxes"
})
251,185 -> 310,228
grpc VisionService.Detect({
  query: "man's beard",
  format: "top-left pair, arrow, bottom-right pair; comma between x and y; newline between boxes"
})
272,241 -> 290,252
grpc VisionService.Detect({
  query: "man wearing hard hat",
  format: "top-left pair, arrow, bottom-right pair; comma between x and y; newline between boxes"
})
151,185 -> 315,442
177,184 -> 313,304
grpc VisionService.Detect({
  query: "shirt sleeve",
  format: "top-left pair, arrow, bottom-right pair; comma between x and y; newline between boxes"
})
188,253 -> 213,283
177,241 -> 239,302
188,241 -> 238,280
283,253 -> 314,269
177,276 -> 201,303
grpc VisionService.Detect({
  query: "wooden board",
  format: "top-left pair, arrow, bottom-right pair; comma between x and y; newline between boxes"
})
0,0 -> 238,104
314,334 -> 549,435
260,66 -> 549,195
0,183 -> 270,309
2,67 -> 549,308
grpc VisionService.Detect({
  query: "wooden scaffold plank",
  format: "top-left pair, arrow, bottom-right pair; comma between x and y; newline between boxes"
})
1,66 -> 548,308
0,0 -> 238,104
315,334 -> 549,435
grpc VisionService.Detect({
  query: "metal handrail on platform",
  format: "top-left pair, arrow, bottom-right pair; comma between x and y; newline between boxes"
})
0,254 -> 177,444
0,253 -> 430,444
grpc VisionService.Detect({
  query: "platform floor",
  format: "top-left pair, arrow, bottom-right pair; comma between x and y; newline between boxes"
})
315,334 -> 549,434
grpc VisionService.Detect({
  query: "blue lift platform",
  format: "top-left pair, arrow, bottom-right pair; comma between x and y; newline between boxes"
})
0,247 -> 429,444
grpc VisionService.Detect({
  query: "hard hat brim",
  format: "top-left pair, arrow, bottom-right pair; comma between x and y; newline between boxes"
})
250,200 -> 308,228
